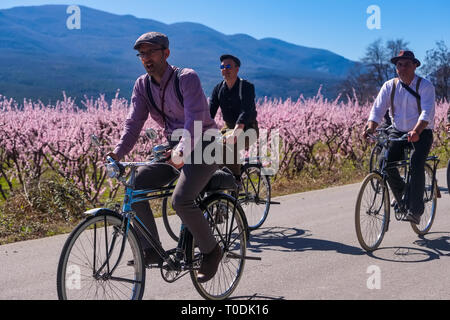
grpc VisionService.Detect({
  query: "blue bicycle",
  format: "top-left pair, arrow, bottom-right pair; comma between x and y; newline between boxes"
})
56,134 -> 254,300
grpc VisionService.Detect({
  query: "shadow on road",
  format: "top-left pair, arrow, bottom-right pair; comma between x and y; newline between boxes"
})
229,293 -> 285,300
367,246 -> 440,263
414,232 -> 450,257
248,226 -> 364,256
365,232 -> 450,263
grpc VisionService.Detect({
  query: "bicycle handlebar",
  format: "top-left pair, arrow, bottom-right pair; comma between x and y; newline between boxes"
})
105,143 -> 172,180
367,132 -> 410,144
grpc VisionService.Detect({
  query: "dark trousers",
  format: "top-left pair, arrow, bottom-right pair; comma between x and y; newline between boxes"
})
384,128 -> 433,216
132,163 -> 179,247
221,123 -> 259,176
132,142 -> 219,254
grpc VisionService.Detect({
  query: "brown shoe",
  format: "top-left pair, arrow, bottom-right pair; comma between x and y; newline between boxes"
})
197,244 -> 223,283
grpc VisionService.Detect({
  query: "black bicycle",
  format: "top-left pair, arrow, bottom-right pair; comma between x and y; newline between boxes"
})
56,134 -> 256,300
161,157 -> 278,242
355,132 -> 439,252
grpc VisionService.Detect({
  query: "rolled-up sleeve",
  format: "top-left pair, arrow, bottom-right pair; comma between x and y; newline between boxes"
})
368,81 -> 390,125
113,81 -> 149,159
418,82 -> 435,124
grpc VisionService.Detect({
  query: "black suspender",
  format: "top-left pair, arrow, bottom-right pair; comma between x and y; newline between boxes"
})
390,77 -> 422,117
145,67 -> 185,114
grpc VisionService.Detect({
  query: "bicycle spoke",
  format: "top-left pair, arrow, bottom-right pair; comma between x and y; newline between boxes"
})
191,194 -> 246,300
57,214 -> 145,300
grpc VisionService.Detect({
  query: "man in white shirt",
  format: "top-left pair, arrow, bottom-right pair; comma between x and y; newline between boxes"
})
364,50 -> 435,224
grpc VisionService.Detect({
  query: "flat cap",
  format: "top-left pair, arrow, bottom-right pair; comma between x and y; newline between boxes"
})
134,32 -> 169,50
220,54 -> 241,67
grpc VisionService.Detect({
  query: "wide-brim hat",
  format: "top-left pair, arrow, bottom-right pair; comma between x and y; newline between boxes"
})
220,54 -> 241,67
391,50 -> 421,67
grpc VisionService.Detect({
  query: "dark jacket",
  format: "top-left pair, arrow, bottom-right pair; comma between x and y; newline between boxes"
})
209,78 -> 257,130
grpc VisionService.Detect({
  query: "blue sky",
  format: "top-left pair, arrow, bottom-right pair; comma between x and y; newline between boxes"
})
1,0 -> 449,62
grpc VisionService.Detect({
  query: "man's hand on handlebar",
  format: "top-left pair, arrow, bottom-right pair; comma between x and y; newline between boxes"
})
106,152 -> 119,161
407,130 -> 420,143
363,121 -> 378,140
223,124 -> 245,145
167,149 -> 184,169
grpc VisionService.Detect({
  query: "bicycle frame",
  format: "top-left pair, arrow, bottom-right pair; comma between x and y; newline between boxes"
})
87,164 -> 248,282
61,134 -> 253,299
373,134 -> 439,217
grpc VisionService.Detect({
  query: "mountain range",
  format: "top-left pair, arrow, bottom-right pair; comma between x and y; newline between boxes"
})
0,5 -> 356,103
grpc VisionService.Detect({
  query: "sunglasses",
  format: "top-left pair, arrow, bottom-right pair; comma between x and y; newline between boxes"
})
136,47 -> 165,59
220,64 -> 232,70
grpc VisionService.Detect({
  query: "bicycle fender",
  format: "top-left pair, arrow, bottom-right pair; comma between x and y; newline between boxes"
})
84,207 -> 119,217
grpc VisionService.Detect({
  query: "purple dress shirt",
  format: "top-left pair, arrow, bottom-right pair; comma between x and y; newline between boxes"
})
114,64 -> 218,159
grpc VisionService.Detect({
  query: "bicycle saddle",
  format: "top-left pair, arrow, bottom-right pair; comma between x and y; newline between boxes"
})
203,167 -> 237,192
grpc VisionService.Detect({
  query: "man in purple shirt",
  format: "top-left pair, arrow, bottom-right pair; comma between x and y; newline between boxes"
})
108,32 -> 222,283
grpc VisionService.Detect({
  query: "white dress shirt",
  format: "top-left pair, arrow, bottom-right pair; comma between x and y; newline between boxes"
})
368,75 -> 436,132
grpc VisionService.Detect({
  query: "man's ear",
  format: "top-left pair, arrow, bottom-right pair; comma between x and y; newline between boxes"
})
164,48 -> 170,60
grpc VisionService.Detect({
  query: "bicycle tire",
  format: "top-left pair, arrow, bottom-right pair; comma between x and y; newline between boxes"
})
411,163 -> 437,235
189,193 -> 247,300
239,163 -> 271,230
161,180 -> 182,242
355,172 -> 390,252
369,145 -> 382,173
57,212 -> 146,300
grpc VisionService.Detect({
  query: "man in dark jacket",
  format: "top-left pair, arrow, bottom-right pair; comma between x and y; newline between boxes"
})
209,54 -> 258,177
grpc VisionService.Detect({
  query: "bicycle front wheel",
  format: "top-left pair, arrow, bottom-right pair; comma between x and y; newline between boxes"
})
355,172 -> 390,252
240,164 -> 271,230
162,180 -> 182,242
190,193 -> 247,300
369,145 -> 382,173
57,212 -> 146,300
411,163 -> 437,235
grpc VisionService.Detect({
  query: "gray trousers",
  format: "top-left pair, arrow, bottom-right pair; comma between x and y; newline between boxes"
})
132,146 -> 218,254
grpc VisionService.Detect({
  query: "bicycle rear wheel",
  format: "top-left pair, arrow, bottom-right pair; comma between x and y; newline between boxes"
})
239,164 -> 271,230
355,172 -> 390,252
57,212 -> 146,300
190,193 -> 247,300
411,163 -> 437,235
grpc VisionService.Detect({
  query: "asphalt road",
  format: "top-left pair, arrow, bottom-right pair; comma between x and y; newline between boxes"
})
1,169 -> 449,300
